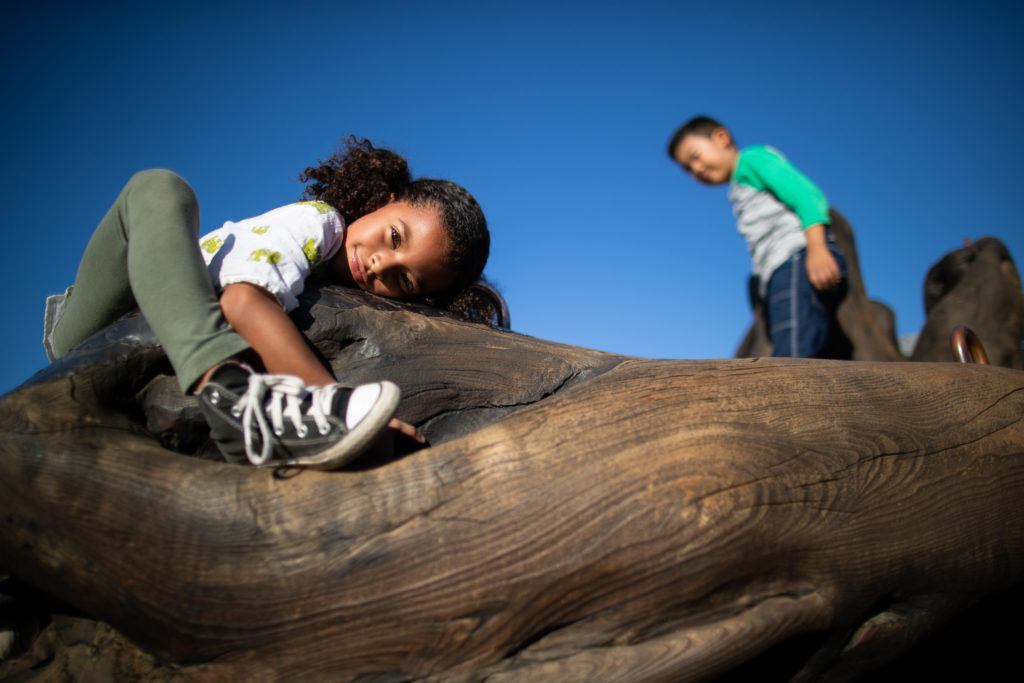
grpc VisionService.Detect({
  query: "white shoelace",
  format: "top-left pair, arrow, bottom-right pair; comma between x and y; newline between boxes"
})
232,374 -> 340,466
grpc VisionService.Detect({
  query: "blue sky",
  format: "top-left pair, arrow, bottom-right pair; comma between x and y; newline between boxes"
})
2,0 -> 1022,395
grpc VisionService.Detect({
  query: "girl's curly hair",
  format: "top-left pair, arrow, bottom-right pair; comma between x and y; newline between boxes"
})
300,136 -> 489,295
299,136 -> 411,227
444,278 -> 510,329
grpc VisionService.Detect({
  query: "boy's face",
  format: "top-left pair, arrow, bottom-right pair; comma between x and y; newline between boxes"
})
332,200 -> 456,298
673,128 -> 738,185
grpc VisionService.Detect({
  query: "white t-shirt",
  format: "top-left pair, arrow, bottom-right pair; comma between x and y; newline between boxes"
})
198,201 -> 345,312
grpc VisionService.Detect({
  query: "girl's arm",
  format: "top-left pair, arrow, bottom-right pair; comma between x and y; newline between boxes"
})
220,282 -> 335,385
219,282 -> 424,442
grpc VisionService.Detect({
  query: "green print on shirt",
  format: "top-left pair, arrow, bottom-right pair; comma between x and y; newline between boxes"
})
200,236 -> 223,254
249,248 -> 282,265
250,225 -> 270,235
297,201 -> 334,215
302,238 -> 321,266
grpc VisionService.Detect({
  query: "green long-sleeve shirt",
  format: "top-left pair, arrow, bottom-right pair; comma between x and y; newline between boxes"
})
728,145 -> 830,293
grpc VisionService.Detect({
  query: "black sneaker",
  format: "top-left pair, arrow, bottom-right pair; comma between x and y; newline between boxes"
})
197,363 -> 400,469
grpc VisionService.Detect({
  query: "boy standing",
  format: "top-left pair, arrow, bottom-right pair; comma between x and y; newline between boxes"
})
667,116 -> 847,358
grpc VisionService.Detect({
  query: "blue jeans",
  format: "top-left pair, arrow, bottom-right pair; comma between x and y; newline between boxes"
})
764,243 -> 847,358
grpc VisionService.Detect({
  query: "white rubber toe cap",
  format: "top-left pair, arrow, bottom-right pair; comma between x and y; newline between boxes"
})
346,383 -> 383,427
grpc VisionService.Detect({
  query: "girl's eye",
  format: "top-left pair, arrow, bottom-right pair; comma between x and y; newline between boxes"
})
390,227 -> 401,249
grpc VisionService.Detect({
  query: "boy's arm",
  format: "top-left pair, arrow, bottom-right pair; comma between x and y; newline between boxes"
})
804,224 -> 842,291
742,148 -> 841,291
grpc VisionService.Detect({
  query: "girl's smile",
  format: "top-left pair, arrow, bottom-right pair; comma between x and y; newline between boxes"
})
349,250 -> 367,287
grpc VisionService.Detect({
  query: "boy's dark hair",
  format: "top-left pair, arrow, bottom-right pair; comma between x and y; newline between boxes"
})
666,115 -> 731,159
299,136 -> 490,294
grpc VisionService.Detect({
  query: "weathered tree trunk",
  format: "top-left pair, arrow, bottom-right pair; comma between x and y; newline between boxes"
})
911,237 -> 1023,368
2,283 -> 1023,681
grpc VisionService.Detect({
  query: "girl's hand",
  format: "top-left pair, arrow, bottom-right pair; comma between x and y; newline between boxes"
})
389,418 -> 427,445
363,418 -> 427,462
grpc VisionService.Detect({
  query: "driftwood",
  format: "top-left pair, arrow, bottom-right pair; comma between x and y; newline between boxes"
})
911,237 -> 1023,368
2,278 -> 1024,681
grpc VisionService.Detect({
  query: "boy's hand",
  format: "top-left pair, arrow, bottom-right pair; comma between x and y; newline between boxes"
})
803,224 -> 843,291
805,246 -> 842,291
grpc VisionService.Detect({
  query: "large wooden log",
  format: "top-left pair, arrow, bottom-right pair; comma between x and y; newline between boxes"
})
2,283 -> 1024,681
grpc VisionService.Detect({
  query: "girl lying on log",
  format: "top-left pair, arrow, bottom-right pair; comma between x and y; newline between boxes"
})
45,137 -> 490,470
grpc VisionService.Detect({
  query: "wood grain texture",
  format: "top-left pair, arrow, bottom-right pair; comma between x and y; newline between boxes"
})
2,285 -> 1024,682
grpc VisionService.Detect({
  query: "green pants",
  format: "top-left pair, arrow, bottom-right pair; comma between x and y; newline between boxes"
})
51,170 -> 250,392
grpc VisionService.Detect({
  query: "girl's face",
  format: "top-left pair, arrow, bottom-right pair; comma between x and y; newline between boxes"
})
331,200 -> 456,298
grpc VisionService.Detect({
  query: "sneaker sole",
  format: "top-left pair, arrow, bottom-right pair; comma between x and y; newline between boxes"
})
267,381 -> 402,470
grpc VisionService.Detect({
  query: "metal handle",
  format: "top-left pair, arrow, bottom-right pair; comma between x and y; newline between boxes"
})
950,326 -> 989,365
